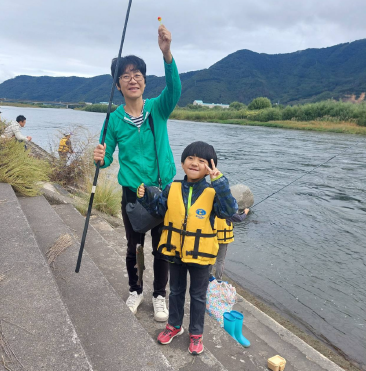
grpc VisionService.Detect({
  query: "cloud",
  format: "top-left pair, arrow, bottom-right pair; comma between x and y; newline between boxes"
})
0,0 -> 365,83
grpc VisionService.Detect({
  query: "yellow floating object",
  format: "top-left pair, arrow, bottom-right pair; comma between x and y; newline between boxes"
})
267,355 -> 286,371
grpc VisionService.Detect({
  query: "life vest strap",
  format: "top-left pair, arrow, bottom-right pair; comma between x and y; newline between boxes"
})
217,227 -> 233,242
186,251 -> 217,258
158,222 -> 177,253
188,228 -> 217,259
159,224 -> 217,260
162,224 -> 216,238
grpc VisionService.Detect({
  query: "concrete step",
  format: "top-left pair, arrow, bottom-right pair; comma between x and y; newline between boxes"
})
0,183 -> 92,371
18,195 -> 173,371
54,204 -> 234,370
89,211 -> 346,371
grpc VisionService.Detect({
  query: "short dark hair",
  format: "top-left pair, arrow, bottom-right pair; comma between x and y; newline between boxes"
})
16,115 -> 26,123
181,141 -> 218,169
111,55 -> 146,93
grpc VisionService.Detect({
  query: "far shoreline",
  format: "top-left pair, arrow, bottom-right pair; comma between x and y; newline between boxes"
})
170,117 -> 366,135
2,103 -> 366,135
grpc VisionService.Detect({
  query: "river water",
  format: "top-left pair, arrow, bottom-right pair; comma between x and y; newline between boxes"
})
2,106 -> 366,367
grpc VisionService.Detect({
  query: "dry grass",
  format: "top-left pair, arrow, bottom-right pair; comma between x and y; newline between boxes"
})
0,319 -> 28,371
49,128 -> 96,189
0,139 -> 51,196
82,173 -> 122,217
46,234 -> 73,266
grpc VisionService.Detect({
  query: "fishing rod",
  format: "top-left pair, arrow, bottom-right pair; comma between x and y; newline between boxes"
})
75,0 -> 133,273
251,146 -> 350,209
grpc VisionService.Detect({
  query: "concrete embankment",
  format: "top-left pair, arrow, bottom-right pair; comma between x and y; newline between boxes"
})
0,182 -> 353,370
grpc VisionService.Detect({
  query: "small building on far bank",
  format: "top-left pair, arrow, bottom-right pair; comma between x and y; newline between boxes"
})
193,100 -> 229,109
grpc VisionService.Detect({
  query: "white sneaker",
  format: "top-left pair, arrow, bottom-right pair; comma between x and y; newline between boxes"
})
126,291 -> 143,314
152,295 -> 169,322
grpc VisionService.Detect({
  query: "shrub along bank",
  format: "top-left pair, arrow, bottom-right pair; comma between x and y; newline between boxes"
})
82,98 -> 366,131
170,99 -> 366,128
0,119 -> 121,217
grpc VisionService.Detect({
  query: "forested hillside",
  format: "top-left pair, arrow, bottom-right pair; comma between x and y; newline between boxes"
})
1,39 -> 365,106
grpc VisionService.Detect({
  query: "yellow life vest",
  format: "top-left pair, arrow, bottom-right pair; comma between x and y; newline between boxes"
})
158,182 -> 218,265
215,217 -> 234,244
58,137 -> 70,153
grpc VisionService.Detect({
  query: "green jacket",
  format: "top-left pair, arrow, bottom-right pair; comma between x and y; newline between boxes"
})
99,58 -> 181,191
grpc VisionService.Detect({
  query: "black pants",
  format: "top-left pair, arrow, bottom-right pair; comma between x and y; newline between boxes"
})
121,187 -> 168,298
168,262 -> 210,335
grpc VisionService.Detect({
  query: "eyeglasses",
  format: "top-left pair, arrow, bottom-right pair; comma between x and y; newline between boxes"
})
119,73 -> 144,82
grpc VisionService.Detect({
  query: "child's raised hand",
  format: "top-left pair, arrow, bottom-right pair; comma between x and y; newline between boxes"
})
244,208 -> 250,215
137,183 -> 145,198
205,159 -> 222,180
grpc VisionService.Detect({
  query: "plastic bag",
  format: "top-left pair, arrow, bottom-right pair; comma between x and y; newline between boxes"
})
206,279 -> 236,326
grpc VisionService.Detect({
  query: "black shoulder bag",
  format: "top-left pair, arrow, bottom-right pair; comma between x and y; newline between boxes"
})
126,115 -> 164,233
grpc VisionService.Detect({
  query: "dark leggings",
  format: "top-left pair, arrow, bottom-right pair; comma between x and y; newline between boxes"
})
121,187 -> 168,297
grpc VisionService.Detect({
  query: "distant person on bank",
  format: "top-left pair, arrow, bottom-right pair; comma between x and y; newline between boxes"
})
58,132 -> 74,162
93,24 -> 181,322
3,115 -> 32,142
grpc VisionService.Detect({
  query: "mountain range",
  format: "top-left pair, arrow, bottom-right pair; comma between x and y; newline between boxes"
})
1,39 -> 366,106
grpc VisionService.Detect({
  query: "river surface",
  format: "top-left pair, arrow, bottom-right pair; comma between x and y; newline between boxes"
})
2,106 -> 366,367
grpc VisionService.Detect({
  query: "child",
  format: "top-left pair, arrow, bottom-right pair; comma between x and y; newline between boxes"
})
58,132 -> 74,163
137,141 -> 238,355
210,209 -> 249,281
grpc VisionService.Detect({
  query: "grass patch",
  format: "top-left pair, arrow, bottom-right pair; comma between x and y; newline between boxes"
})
47,128 -> 122,218
0,137 -> 51,196
83,173 -> 122,217
170,100 -> 366,134
82,104 -> 118,113
49,128 -> 96,188
74,202 -> 88,216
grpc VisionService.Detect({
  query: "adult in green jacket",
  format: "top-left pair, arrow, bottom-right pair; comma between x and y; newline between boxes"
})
93,25 -> 181,321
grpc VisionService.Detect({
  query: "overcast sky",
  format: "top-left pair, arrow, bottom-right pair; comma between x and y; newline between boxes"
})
1,0 -> 365,83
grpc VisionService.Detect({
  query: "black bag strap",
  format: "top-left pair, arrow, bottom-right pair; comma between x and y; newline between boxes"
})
148,114 -> 162,190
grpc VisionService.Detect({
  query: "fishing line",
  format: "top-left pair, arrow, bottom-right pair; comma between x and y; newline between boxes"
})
75,0 -> 133,273
251,146 -> 350,209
